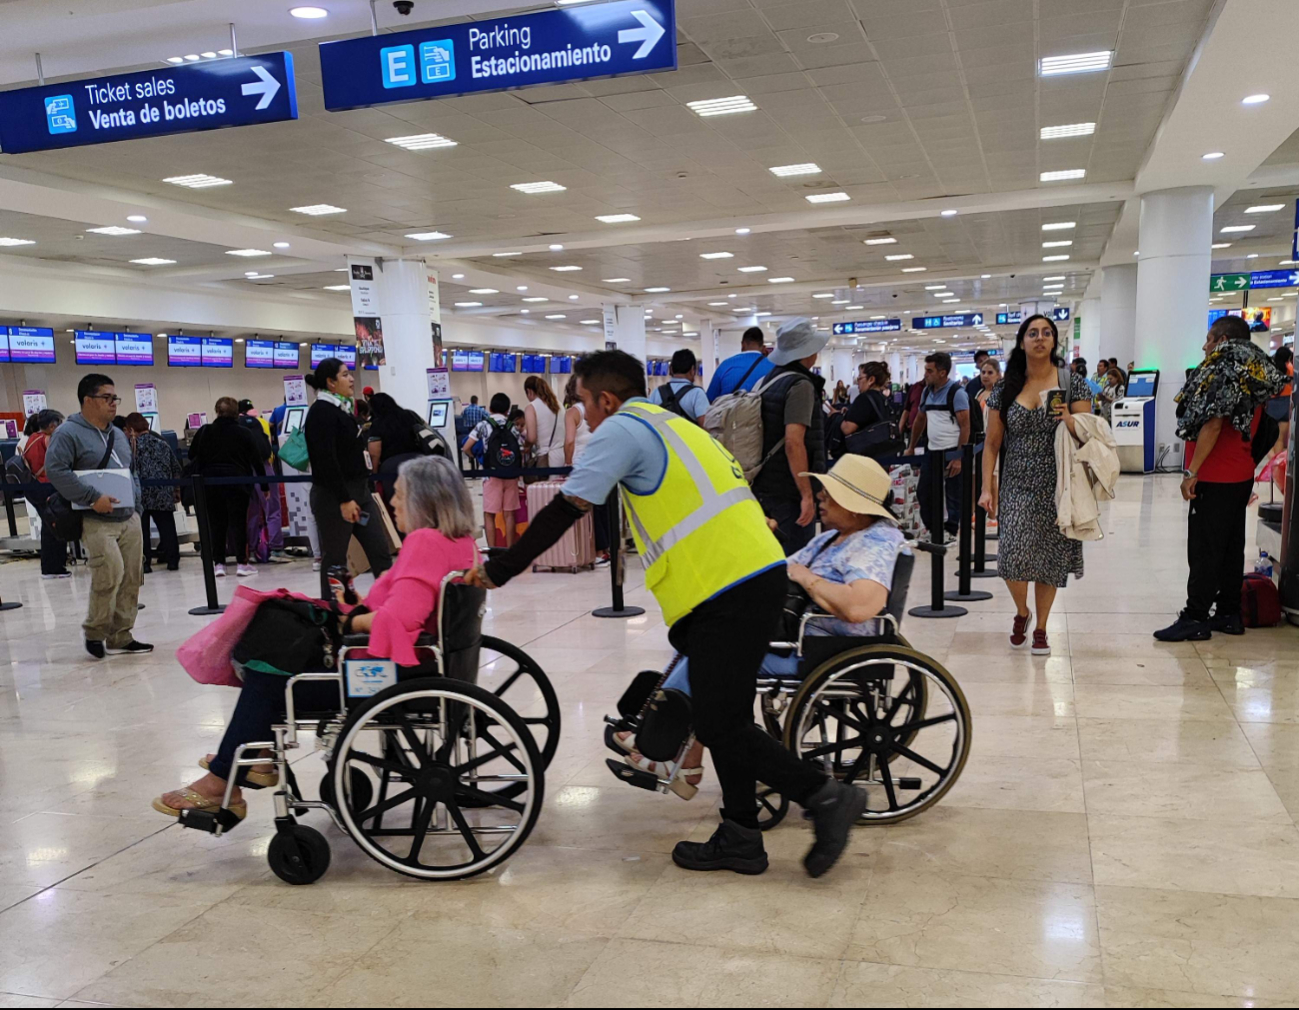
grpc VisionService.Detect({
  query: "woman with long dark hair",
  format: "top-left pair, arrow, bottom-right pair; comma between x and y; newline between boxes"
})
979,315 -> 1093,655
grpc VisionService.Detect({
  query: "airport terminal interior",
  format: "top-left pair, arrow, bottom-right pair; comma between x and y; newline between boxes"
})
3,0 -> 1299,1006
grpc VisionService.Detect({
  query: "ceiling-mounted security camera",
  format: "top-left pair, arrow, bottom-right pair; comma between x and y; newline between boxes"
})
393,1 -> 414,15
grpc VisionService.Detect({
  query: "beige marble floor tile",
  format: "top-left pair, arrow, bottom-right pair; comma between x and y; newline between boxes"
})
1066,612 -> 1182,636
565,937 -> 843,1008
1099,986 -> 1298,1007
616,856 -> 870,960
529,784 -> 712,854
1072,683 -> 1236,721
1077,718 -> 1259,767
958,681 -> 1076,718
949,631 -> 1072,656
0,996 -> 59,1008
1069,657 -> 1214,687
1242,721 -> 1299,774
967,714 -> 1081,761
1213,668 -> 1299,724
941,654 -> 1073,684
1067,635 -> 1199,659
320,919 -> 610,1007
845,871 -> 1102,982
1096,884 -> 1299,1000
945,755 -> 1086,813
0,815 -> 172,890
1089,813 -> 1299,898
1082,760 -> 1290,823
831,961 -> 1106,1008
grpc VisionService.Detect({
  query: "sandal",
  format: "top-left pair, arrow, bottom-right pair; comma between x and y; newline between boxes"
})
198,754 -> 278,789
151,787 -> 247,822
624,751 -> 705,801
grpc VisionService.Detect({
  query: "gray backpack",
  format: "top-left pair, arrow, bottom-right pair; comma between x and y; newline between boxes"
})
704,371 -> 803,482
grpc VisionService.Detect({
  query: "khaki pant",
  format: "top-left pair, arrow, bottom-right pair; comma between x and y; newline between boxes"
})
82,513 -> 143,647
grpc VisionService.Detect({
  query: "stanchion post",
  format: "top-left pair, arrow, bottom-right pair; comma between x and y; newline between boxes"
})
946,444 -> 993,603
3,485 -> 17,538
593,495 -> 645,619
909,449 -> 966,619
972,444 -> 999,579
187,474 -> 226,616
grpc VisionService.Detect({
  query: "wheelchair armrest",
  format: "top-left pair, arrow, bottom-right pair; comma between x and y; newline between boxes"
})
342,634 -> 370,647
414,633 -> 438,648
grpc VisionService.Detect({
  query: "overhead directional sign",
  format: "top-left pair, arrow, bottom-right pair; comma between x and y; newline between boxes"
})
1052,306 -> 1071,322
1249,269 -> 1299,289
996,311 -> 1021,326
833,319 -> 902,335
0,53 -> 297,155
319,0 -> 676,112
913,313 -> 985,329
1210,272 -> 1251,293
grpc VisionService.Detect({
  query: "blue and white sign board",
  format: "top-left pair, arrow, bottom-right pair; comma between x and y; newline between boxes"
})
319,0 -> 676,111
0,53 -> 297,154
832,319 -> 902,335
913,313 -> 985,329
1250,270 -> 1299,289
996,308 -> 1070,324
345,659 -> 398,699
1051,306 -> 1071,322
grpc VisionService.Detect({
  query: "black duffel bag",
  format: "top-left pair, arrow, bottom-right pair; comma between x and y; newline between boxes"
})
43,432 -> 117,542
844,420 -> 903,459
233,598 -> 348,676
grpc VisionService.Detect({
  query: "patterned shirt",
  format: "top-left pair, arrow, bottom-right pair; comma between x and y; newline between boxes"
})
462,403 -> 489,428
792,522 -> 908,637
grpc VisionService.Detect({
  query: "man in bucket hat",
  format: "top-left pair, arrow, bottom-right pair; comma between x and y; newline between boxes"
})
751,317 -> 830,553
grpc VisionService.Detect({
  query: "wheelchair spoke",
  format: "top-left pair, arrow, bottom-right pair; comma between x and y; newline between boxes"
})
494,666 -> 527,696
475,725 -> 528,775
345,749 -> 408,777
877,754 -> 900,811
404,795 -> 436,866
397,720 -> 432,769
906,712 -> 957,731
816,700 -> 870,735
456,784 -> 525,814
356,785 -> 417,822
801,736 -> 865,761
454,738 -> 519,776
444,798 -> 488,862
893,744 -> 948,777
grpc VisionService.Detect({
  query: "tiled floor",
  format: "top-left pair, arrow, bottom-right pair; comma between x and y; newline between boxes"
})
0,474 -> 1297,1007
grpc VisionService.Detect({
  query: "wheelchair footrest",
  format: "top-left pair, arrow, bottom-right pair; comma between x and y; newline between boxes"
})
603,722 -> 634,758
177,806 -> 244,834
605,757 -> 660,792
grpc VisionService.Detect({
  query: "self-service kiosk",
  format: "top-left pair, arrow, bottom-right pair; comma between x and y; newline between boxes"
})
426,398 -> 456,455
1111,369 -> 1160,473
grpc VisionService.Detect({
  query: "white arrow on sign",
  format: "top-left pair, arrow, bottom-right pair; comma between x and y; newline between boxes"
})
242,66 -> 281,110
618,9 -> 666,59
972,313 -> 983,325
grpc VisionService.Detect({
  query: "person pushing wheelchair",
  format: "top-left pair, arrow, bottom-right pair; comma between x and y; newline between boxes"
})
466,342 -> 866,877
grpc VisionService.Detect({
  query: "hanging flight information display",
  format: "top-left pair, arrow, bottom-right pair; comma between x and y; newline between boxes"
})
274,342 -> 300,369
201,337 -> 233,367
74,331 -> 118,366
831,319 -> 902,335
116,332 -> 153,365
245,339 -> 276,368
167,335 -> 202,367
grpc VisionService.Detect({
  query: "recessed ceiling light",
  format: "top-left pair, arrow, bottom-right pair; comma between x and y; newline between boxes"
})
602,277 -> 631,283
511,181 -> 567,194
1039,51 -> 1112,76
687,95 -> 756,117
322,284 -> 350,291
1211,242 -> 1233,249
244,273 -> 274,280
468,288 -> 498,295
289,6 -> 329,18
1243,94 -> 1270,105
1202,151 -> 1225,160
728,294 -> 737,298
901,267 -> 927,273
580,319 -> 601,325
1042,222 -> 1076,231
885,254 -> 913,261
812,293 -> 835,298
864,237 -> 897,245
548,244 -> 565,252
545,314 -> 567,320
940,209 -> 958,217
218,49 -> 233,56
385,133 -> 457,151
1268,297 -> 1284,302
1040,169 -> 1086,181
1246,204 -> 1286,213
806,192 -> 850,203
1043,255 -> 1070,262
225,248 -> 272,257
454,301 -> 483,308
520,309 -> 531,314
522,297 -> 549,303
1247,253 -> 1260,259
166,57 -> 185,64
700,251 -> 733,259
126,215 -> 147,223
493,251 -> 522,257
1040,122 -> 1096,139
942,298 -> 960,304
451,273 -> 465,279
924,284 -> 945,290
290,204 -> 346,215
1044,275 -> 1066,281
735,227 -> 751,235
981,274 -> 991,279
406,231 -> 452,241
595,213 -> 640,224
201,51 -> 218,59
1221,225 -> 1255,233
845,304 -> 862,310
550,265 -> 582,272
1042,240 -> 1073,248
768,276 -> 795,283
130,257 -> 174,265
184,54 -> 201,61
708,301 -> 729,306
271,241 -> 290,249
738,265 -> 767,273
516,286 -> 528,292
568,295 -> 580,300
645,287 -> 670,293
769,163 -> 821,177
164,173 -> 232,188
86,226 -> 141,236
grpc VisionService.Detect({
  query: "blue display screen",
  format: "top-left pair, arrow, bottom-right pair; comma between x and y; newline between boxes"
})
489,352 -> 517,372
551,356 -> 572,374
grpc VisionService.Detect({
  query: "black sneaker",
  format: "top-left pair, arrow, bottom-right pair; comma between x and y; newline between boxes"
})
85,639 -> 105,660
1210,613 -> 1246,636
803,779 -> 868,879
1153,612 -> 1212,642
672,818 -> 768,875
106,641 -> 154,655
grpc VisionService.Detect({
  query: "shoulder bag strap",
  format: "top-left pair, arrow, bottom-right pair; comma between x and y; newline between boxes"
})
734,354 -> 763,391
97,429 -> 115,470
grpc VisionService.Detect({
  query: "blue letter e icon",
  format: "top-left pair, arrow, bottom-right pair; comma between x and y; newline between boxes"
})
380,45 -> 416,89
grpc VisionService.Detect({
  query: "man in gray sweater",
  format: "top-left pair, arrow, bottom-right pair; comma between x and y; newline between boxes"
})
45,373 -> 152,659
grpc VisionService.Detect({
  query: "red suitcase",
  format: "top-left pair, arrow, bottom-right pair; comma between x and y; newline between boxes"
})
527,480 -> 596,572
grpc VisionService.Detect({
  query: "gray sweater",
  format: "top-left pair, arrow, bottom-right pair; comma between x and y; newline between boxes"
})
45,413 -> 140,522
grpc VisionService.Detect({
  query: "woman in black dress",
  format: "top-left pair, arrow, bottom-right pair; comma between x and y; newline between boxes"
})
979,315 -> 1092,656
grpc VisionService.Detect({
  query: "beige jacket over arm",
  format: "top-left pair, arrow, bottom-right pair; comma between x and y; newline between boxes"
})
1055,412 -> 1120,541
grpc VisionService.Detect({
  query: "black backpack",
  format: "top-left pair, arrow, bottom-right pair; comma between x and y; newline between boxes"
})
407,409 -> 449,457
1252,407 -> 1280,464
484,417 -> 522,470
657,381 -> 695,422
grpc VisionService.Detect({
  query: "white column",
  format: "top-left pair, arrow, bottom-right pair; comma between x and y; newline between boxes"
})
905,354 -> 919,383
603,303 -> 646,362
1101,263 -> 1138,374
1134,186 -> 1214,450
360,256 -> 435,413
831,348 -> 854,385
1078,296 -> 1101,369
887,351 -> 902,381
715,325 -> 746,366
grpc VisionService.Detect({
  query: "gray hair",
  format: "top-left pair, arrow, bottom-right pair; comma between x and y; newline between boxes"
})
397,455 -> 474,539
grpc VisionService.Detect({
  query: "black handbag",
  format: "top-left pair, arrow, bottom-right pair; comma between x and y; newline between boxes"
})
43,432 -> 116,542
232,598 -> 346,676
775,534 -> 839,641
844,420 -> 901,458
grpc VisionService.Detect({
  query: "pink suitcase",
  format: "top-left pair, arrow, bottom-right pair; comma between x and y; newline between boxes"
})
527,480 -> 597,572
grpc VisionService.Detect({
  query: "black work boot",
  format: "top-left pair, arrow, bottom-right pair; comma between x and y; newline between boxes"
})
1153,611 -> 1212,642
672,817 -> 768,875
803,779 -> 867,879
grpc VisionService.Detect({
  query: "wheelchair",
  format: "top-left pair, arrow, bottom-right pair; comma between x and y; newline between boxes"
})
603,544 -> 972,829
177,574 -> 562,884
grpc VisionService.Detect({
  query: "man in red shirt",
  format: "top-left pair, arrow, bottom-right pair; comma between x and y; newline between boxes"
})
1156,316 -> 1276,641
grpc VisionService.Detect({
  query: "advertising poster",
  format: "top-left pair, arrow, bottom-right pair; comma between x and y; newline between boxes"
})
426,367 -> 450,398
21,390 -> 46,416
355,316 -> 385,370
134,383 -> 157,413
349,259 -> 380,315
284,375 -> 307,407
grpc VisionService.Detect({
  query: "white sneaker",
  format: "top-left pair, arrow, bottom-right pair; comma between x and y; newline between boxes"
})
213,564 -> 226,577
312,559 -> 321,572
237,564 -> 257,577
41,572 -> 72,580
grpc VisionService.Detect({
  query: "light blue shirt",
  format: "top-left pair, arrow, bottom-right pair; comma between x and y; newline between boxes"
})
791,524 -> 908,637
561,398 -> 667,505
707,351 -> 775,399
650,378 -> 710,421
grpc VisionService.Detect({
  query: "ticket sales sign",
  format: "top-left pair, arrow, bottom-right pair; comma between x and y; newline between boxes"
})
0,53 -> 297,154
319,0 -> 676,111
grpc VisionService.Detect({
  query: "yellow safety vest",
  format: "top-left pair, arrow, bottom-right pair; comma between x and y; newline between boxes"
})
618,402 -> 785,627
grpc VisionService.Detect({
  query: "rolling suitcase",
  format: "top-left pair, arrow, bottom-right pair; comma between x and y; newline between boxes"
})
527,480 -> 596,572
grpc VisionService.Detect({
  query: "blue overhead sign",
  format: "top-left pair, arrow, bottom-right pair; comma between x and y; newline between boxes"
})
0,53 -> 297,155
913,313 -> 985,329
319,0 -> 676,112
996,307 -> 1070,325
1250,269 -> 1299,289
832,319 -> 902,335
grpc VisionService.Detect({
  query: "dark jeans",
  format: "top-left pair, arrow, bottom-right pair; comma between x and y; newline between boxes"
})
311,480 -> 393,597
1186,478 -> 1253,621
207,669 -> 339,783
757,494 -> 816,555
206,485 -> 250,564
26,486 -> 67,575
674,566 -> 826,829
145,508 -> 180,569
917,448 -> 962,536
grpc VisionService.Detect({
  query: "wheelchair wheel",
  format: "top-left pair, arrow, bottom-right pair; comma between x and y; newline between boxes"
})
328,677 -> 544,880
268,825 -> 331,885
319,765 -> 373,815
756,783 -> 789,831
784,645 -> 970,825
480,636 -> 561,771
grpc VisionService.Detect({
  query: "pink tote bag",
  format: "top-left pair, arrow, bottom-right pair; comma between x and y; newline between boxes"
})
175,585 -> 324,688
